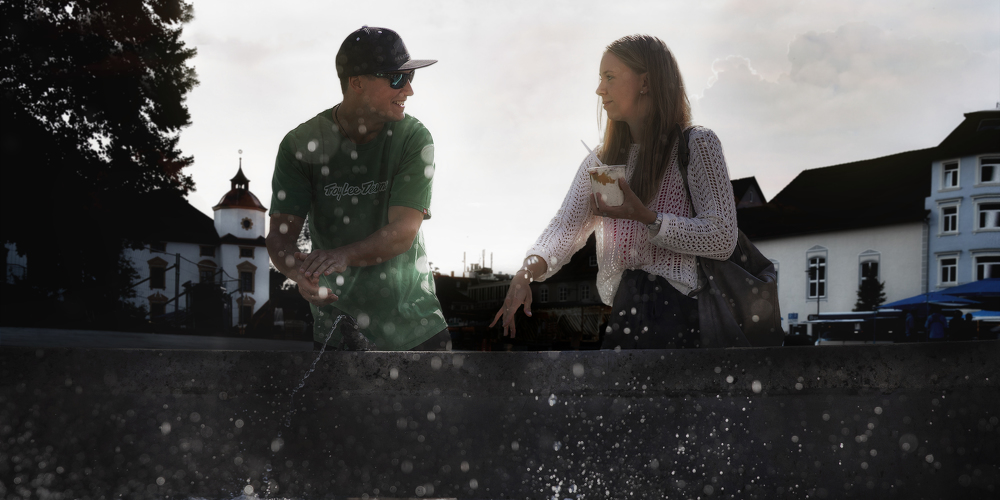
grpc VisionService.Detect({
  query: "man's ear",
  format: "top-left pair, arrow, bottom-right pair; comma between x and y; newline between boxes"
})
348,75 -> 365,94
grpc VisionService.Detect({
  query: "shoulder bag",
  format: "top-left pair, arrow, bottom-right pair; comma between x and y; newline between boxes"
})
675,125 -> 784,347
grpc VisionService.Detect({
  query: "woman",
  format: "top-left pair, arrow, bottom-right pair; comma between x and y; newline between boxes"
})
490,34 -> 738,349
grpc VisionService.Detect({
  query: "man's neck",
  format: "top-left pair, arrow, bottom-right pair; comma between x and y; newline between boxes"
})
336,101 -> 385,145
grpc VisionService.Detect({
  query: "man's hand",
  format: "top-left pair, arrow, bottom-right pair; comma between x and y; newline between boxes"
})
592,177 -> 656,225
297,275 -> 339,306
296,249 -> 349,279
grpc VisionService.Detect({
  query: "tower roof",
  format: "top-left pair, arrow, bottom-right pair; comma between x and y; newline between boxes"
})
213,162 -> 266,213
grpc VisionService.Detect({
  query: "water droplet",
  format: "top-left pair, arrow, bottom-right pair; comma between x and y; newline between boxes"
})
752,380 -> 762,393
548,394 -> 558,406
469,479 -> 478,489
553,441 -> 562,451
307,140 -> 317,152
511,441 -> 520,451
925,454 -> 934,463
390,367 -> 399,380
277,190 -> 287,201
350,151 -> 358,160
160,422 -> 171,435
572,363 -> 584,377
424,165 -> 435,179
321,166 -> 330,176
343,216 -> 350,224
279,223 -> 289,234
401,460 -> 413,473
726,375 -> 734,384
244,485 -> 254,495
271,438 -> 284,452
460,461 -> 469,472
336,275 -> 345,286
318,287 -> 329,299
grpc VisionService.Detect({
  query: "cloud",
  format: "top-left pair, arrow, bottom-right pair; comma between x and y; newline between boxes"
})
695,21 -> 997,199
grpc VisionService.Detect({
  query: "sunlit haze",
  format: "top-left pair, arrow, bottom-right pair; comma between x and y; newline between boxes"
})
177,0 -> 999,276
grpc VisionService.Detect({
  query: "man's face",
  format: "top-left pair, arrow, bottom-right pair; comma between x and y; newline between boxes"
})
361,71 -> 414,123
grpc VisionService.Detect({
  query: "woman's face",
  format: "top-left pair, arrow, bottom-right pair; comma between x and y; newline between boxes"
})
596,51 -> 647,126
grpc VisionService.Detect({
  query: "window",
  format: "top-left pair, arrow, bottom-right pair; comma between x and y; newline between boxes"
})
806,246 -> 827,299
198,260 -> 217,284
237,296 -> 256,325
940,205 -> 959,234
240,305 -> 254,325
859,250 -> 880,287
539,287 -> 549,303
976,202 -> 1000,231
979,157 -> 999,185
589,255 -> 598,267
240,247 -> 255,258
200,246 -> 215,257
240,272 -> 254,292
807,257 -> 826,298
938,255 -> 958,286
236,261 -> 257,293
559,286 -> 569,301
580,283 -> 591,300
942,161 -> 959,189
148,257 -> 168,289
150,302 -> 167,318
976,255 -> 1000,280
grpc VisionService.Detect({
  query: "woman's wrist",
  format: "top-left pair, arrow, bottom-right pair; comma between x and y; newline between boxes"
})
639,208 -> 658,225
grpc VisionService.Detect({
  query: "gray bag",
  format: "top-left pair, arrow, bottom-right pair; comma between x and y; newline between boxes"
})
676,126 -> 783,347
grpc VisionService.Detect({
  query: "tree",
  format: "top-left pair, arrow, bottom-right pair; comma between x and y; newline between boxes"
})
853,277 -> 887,312
1,0 -> 198,328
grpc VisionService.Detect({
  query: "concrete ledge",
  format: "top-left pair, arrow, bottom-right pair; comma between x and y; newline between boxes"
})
1,342 -> 998,499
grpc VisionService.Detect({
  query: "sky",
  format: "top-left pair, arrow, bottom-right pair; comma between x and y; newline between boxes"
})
176,0 -> 999,276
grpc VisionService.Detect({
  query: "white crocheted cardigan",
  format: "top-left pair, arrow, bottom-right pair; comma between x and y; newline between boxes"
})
527,126 -> 738,304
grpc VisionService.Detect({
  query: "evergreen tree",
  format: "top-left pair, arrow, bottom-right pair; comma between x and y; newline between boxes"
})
853,277 -> 887,312
1,0 -> 198,328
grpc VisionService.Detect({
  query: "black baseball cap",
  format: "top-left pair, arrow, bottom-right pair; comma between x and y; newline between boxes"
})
336,26 -> 437,78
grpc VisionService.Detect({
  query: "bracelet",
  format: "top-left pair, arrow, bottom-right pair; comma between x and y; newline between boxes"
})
518,267 -> 534,282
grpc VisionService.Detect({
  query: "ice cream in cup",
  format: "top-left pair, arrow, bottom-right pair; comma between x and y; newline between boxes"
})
587,165 -> 627,207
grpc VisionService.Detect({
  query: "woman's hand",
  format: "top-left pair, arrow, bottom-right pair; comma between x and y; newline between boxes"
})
593,177 -> 657,225
490,269 -> 534,338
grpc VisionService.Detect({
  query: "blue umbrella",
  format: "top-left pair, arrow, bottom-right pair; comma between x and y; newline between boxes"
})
942,278 -> 1000,310
879,290 -> 980,310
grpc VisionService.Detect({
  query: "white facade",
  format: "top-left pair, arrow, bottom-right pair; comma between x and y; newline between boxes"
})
214,206 -> 266,242
754,222 -> 926,328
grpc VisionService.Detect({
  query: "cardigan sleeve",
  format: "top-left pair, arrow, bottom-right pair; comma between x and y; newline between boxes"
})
527,152 -> 602,280
647,127 -> 738,261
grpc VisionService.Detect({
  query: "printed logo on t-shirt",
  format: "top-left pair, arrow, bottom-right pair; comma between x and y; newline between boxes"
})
323,181 -> 389,200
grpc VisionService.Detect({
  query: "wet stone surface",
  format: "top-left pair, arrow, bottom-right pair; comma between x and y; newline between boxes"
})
1,342 -> 998,499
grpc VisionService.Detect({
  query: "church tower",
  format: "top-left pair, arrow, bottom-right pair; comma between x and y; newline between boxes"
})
213,159 -> 269,327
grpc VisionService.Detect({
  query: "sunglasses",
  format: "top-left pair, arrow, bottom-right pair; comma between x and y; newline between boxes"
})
373,71 -> 415,89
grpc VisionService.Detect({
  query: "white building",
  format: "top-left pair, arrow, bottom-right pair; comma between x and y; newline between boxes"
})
124,165 -> 269,329
740,109 -> 999,332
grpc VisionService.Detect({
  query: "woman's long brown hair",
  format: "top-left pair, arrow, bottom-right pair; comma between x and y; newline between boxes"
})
598,35 -> 691,205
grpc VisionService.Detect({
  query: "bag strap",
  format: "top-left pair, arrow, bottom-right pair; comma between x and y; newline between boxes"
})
675,123 -> 695,215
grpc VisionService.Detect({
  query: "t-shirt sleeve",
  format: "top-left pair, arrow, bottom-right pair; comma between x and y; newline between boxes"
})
270,133 -> 312,218
388,124 -> 435,220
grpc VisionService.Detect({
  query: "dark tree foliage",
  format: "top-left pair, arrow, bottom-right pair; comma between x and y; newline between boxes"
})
1,0 -> 198,328
853,278 -> 887,312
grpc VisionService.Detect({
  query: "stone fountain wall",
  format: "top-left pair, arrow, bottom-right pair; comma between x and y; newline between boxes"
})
1,341 -> 997,499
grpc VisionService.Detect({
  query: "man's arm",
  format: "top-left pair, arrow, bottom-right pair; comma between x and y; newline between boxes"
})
266,213 -> 339,306
295,205 -> 425,279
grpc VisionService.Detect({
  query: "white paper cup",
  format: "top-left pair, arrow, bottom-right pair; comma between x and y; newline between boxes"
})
587,165 -> 626,207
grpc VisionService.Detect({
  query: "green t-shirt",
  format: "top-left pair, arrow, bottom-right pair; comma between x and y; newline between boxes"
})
270,108 -> 447,350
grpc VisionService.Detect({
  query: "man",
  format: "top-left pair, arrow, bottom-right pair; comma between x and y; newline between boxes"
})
267,26 -> 449,351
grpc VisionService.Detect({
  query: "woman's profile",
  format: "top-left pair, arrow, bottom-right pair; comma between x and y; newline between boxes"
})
491,34 -> 738,349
